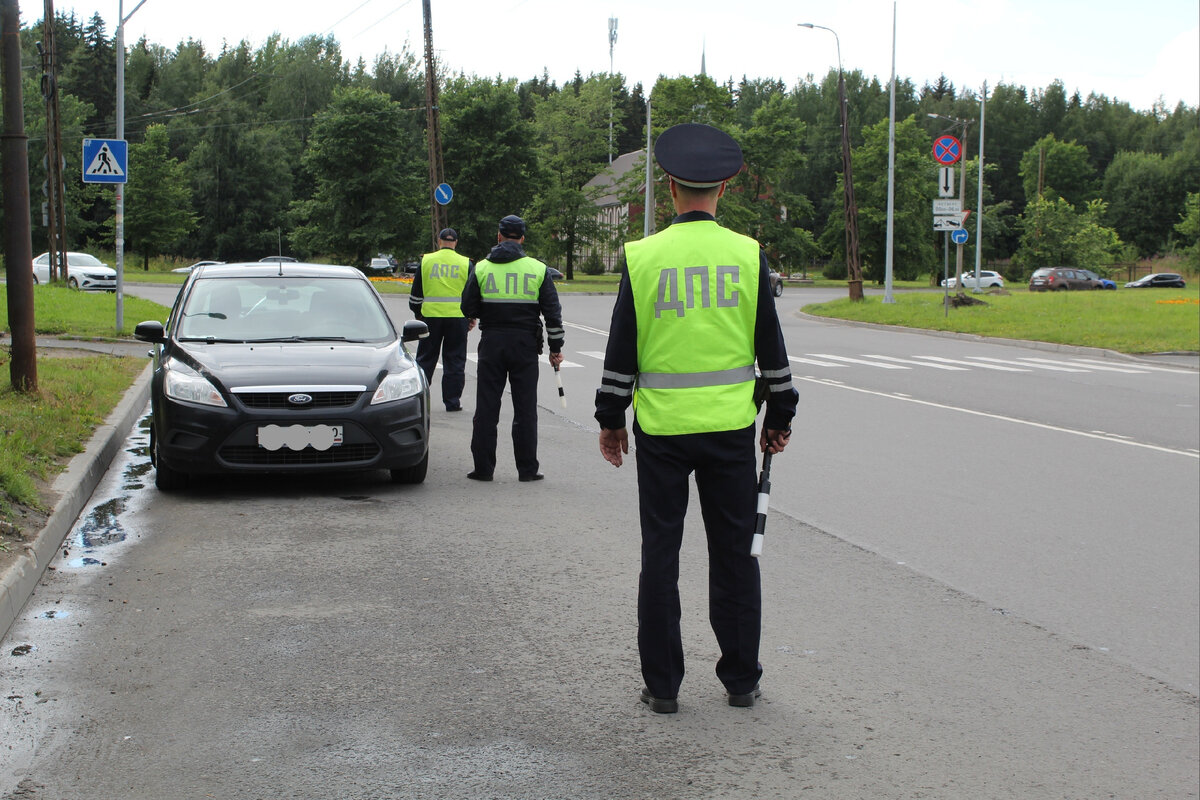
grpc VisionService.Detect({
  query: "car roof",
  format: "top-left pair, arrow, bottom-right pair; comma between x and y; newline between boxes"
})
190,262 -> 366,279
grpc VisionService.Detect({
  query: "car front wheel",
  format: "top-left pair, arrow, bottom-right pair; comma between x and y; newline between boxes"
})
151,428 -> 188,491
390,450 -> 429,484
773,281 -> 783,297
67,276 -> 79,289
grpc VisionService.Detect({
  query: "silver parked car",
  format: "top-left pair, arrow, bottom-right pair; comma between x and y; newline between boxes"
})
32,251 -> 117,291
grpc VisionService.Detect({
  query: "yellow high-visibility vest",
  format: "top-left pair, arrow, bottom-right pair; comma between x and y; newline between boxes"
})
626,219 -> 759,435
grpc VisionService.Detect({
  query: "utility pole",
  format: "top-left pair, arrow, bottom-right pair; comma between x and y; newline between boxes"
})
40,0 -> 66,283
2,0 -> 38,391
608,16 -> 617,165
422,0 -> 446,248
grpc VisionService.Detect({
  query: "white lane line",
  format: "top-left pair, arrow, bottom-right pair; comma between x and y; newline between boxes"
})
865,354 -> 968,370
967,356 -> 1088,372
914,356 -> 1028,372
790,356 -> 848,368
1072,358 -> 1196,375
579,351 -> 607,360
800,376 -> 1198,459
809,353 -> 909,369
1019,357 -> 1150,374
564,321 -> 611,336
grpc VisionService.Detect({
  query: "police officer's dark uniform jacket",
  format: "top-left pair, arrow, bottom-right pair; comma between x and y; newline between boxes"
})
410,229 -> 473,411
594,123 -> 797,709
461,226 -> 564,479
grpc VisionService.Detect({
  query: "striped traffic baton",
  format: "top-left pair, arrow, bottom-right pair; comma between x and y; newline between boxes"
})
750,450 -> 772,558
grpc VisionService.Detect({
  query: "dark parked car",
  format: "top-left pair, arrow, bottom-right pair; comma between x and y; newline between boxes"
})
134,263 -> 431,490
1028,267 -> 1101,291
1124,273 -> 1187,289
768,270 -> 783,297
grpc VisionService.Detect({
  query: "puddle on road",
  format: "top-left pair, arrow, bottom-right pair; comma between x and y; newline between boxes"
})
59,408 -> 154,573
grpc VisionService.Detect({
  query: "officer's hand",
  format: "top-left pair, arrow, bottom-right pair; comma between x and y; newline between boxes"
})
599,428 -> 628,467
549,351 -> 564,368
760,427 -> 791,455
467,318 -> 477,332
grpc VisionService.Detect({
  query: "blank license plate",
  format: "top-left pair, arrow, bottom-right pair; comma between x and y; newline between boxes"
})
257,424 -> 344,451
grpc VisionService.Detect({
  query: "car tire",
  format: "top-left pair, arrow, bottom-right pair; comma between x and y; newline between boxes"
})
67,276 -> 79,290
151,428 -> 188,491
32,275 -> 39,285
390,450 -> 429,485
773,280 -> 783,298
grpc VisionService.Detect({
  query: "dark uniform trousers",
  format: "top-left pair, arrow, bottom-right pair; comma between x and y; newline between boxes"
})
471,329 -> 540,477
634,421 -> 762,699
415,317 -> 469,409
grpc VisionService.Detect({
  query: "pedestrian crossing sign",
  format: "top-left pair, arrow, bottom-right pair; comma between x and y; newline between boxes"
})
82,139 -> 127,184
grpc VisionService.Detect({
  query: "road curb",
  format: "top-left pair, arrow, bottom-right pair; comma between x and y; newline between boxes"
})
0,363 -> 152,641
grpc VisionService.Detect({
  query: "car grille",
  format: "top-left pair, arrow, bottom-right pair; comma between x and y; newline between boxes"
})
220,442 -> 380,466
237,391 -> 362,409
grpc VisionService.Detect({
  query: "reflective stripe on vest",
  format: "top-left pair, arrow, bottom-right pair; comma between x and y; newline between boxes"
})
626,220 -> 760,436
420,248 -> 471,317
475,256 -> 546,304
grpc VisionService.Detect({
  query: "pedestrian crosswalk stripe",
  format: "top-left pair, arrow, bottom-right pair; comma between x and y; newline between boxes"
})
966,356 -> 1087,372
1019,357 -> 1149,374
864,354 -> 968,370
809,353 -> 908,369
913,356 -> 1028,371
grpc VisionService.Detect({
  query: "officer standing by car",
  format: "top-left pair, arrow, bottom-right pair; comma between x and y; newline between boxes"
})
594,123 -> 797,714
461,215 -> 564,481
410,228 -> 474,412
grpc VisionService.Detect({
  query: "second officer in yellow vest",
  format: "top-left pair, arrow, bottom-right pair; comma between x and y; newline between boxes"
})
461,215 -> 564,481
410,228 -> 474,412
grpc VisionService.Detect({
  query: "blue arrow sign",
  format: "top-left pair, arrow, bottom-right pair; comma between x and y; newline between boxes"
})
434,183 -> 453,205
932,135 -> 961,166
951,228 -> 969,245
82,139 -> 127,184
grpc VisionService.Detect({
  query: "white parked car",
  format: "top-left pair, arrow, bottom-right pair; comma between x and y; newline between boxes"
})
941,270 -> 1005,289
32,252 -> 117,291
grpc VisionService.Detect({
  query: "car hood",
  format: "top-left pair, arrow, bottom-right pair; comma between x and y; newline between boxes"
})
70,264 -> 116,276
178,341 -> 410,389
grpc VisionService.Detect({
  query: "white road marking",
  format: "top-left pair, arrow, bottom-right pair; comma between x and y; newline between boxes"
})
967,356 -> 1088,372
1020,357 -> 1150,374
789,356 -> 848,368
808,353 -> 908,369
1072,358 -> 1195,375
801,376 -> 1198,459
913,356 -> 1029,372
865,354 -> 968,370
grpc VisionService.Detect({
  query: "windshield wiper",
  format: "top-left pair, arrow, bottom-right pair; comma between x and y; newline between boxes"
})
244,336 -> 366,343
178,336 -> 246,343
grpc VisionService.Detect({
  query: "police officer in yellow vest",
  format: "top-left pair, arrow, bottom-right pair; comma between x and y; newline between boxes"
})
461,215 -> 564,482
595,123 -> 797,714
410,228 -> 474,412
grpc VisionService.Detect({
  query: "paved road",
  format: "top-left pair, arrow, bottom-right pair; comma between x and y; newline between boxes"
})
2,284 -> 1195,798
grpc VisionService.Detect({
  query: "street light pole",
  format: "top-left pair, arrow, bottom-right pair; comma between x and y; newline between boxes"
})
114,0 -> 148,331
800,23 -> 862,301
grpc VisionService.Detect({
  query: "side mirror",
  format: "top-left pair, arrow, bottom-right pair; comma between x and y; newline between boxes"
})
133,320 -> 167,343
401,319 -> 429,343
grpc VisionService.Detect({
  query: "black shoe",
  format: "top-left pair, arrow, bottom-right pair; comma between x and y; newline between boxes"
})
727,686 -> 762,708
518,473 -> 544,482
467,471 -> 493,481
640,688 -> 678,714
445,403 -> 462,412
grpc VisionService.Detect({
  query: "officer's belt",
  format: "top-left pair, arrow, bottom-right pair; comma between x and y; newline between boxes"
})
637,364 -> 756,389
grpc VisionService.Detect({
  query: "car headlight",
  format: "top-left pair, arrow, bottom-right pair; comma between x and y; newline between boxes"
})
371,364 -> 423,405
164,359 -> 227,407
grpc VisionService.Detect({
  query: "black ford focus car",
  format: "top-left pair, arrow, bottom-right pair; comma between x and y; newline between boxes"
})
135,263 -> 430,490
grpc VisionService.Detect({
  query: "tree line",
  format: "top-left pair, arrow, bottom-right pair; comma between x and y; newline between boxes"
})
3,10 -> 1197,282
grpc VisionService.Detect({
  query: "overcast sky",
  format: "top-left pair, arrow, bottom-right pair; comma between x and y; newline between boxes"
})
43,0 -> 1200,114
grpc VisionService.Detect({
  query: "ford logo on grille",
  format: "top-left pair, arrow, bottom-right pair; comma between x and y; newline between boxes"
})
288,393 -> 313,406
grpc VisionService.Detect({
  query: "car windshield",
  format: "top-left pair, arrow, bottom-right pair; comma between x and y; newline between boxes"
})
69,254 -> 104,266
178,277 -> 394,343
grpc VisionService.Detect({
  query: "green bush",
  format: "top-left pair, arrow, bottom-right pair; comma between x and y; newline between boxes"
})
581,251 -> 606,276
822,260 -> 847,280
